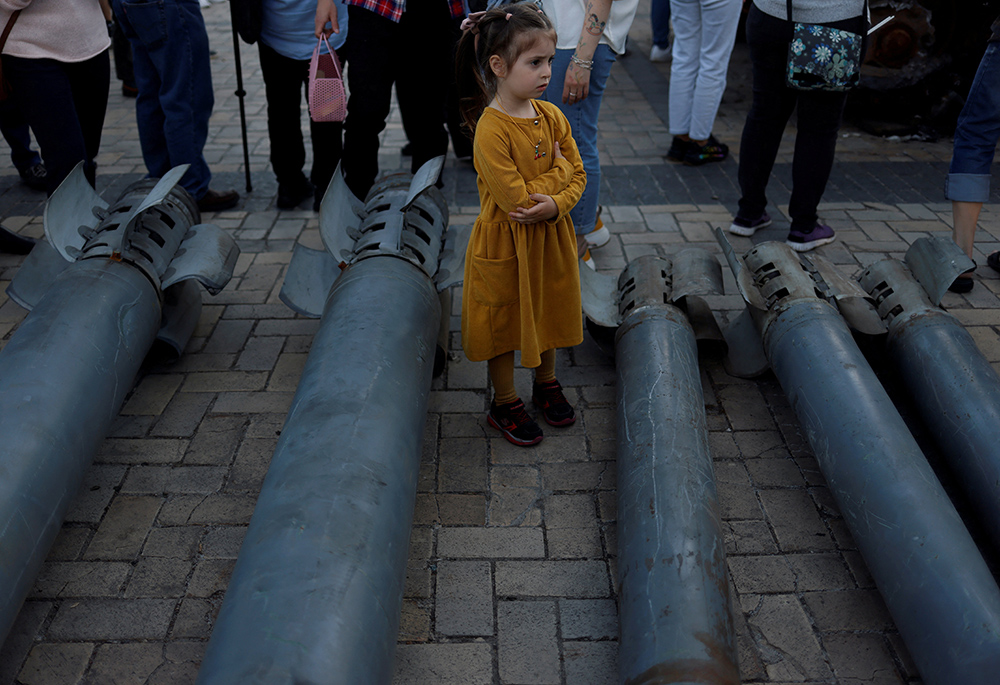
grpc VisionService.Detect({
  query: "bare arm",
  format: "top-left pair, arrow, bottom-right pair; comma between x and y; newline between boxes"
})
562,0 -> 613,104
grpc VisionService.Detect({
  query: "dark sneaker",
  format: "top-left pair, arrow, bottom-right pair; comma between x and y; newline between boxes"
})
277,177 -> 315,209
786,223 -> 836,252
197,188 -> 240,213
683,135 -> 728,166
532,379 -> 576,427
18,162 -> 47,192
666,136 -> 694,163
488,399 -> 543,446
0,225 -> 36,255
727,212 -> 772,237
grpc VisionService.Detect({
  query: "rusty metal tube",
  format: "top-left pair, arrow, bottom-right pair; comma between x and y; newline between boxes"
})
616,303 -> 738,685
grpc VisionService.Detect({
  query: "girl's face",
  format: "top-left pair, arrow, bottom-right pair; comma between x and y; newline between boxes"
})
493,34 -> 556,103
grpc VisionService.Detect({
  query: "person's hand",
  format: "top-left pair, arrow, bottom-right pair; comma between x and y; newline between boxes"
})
510,194 -> 558,223
562,62 -> 590,105
553,141 -> 565,160
315,0 -> 340,38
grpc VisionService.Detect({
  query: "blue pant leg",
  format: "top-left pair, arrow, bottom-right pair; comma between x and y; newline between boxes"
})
543,46 -> 615,235
114,0 -> 213,199
652,0 -> 672,49
947,42 -> 1000,203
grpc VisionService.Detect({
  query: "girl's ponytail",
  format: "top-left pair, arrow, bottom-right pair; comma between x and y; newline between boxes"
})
456,24 -> 489,138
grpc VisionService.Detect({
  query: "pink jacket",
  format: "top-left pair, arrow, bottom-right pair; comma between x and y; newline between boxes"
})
0,0 -> 111,63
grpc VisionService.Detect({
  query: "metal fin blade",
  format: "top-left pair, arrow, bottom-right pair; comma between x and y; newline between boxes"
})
435,225 -> 472,292
403,156 -> 446,210
672,248 -> 725,301
5,240 -> 71,311
279,243 -> 341,317
43,162 -> 107,262
721,307 -> 770,378
580,262 -> 621,328
808,254 -> 886,335
905,236 -> 976,306
160,223 -> 240,295
714,227 -> 767,311
319,163 -> 363,263
156,280 -> 203,361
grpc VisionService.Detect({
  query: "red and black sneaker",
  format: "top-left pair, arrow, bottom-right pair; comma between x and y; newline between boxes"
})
488,399 -> 544,447
532,380 -> 576,426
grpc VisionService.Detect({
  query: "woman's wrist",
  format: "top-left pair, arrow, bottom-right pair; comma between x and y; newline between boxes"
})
570,54 -> 594,70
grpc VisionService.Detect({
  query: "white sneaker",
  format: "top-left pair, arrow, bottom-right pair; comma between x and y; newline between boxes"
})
650,45 -> 671,63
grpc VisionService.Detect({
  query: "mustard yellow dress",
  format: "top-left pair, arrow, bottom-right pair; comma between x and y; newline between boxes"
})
461,99 -> 587,369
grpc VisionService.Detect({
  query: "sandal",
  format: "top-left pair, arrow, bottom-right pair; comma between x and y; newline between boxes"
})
948,260 -> 977,293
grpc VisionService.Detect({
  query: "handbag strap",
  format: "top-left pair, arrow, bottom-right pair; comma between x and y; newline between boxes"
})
311,34 -> 343,79
1,10 -> 21,54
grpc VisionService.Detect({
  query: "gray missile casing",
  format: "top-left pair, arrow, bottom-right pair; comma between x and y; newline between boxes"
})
717,235 -> 1000,683
197,255 -> 439,685
582,253 -> 738,684
0,261 -> 161,636
860,241 -> 1000,548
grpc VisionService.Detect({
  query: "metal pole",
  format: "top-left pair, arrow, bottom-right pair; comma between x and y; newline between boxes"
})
229,2 -> 252,193
0,261 -> 161,642
615,257 -> 738,684
197,256 -> 440,684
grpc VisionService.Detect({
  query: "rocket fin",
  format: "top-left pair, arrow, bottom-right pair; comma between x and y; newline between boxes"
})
160,223 -> 240,295
279,242 -> 342,317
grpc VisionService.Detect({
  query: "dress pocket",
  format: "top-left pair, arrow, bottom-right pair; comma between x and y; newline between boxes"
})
470,254 -> 519,307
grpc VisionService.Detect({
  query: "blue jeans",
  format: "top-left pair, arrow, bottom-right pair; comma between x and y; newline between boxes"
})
652,0 -> 672,49
946,41 -> 1000,203
112,0 -> 214,200
543,45 -> 616,235
668,0 -> 741,141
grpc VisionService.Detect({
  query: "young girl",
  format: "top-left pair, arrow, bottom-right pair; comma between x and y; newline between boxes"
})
457,5 -> 587,447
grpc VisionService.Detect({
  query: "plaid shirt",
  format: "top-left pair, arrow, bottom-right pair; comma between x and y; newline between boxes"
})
348,0 -> 466,23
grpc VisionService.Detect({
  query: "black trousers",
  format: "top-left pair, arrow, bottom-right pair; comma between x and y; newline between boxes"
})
342,0 -> 451,200
258,41 -> 343,200
4,51 -> 110,194
736,5 -> 866,230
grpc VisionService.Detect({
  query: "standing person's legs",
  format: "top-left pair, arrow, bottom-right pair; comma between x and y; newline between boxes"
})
787,88 -> 848,232
4,56 -> 92,194
651,0 -> 672,50
734,5 -> 796,225
544,46 -> 616,236
947,42 -> 1000,260
341,6 -> 396,200
114,0 -> 214,200
0,99 -> 41,173
396,0 -> 451,178
686,0 -> 740,141
667,0 -> 701,139
258,42 -> 311,203
66,52 -> 111,181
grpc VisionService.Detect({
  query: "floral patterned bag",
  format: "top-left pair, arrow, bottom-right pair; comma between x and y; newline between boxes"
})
785,0 -> 865,92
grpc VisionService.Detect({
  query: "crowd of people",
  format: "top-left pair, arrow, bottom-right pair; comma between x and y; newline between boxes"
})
0,0 -> 997,441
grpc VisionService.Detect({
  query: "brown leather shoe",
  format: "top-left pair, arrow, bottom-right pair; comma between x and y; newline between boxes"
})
197,188 -> 239,212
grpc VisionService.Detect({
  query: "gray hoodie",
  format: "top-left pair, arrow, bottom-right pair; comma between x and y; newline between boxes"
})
754,0 -> 866,25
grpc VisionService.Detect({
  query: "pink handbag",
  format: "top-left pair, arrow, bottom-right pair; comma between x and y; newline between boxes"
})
308,35 -> 347,123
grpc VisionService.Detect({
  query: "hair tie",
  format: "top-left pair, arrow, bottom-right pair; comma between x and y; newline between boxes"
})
460,11 -> 485,34
506,13 -> 512,20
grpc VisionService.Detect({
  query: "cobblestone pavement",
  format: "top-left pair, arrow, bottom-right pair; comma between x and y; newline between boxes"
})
2,2 -> 1000,684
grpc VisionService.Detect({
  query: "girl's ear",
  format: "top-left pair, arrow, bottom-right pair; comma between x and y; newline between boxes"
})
488,54 -> 506,79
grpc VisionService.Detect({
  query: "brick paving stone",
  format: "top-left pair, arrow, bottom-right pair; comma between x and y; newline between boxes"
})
64,465 -> 127,524
121,374 -> 184,416
438,527 -> 544,559
759,489 -> 837,552
562,641 -> 617,685
96,438 -> 188,465
187,559 -> 236,599
84,496 -> 162,560
435,561 -> 493,636
16,643 -> 93,685
142,526 -> 203,559
495,561 -> 610,598
87,642 -> 165,685
121,466 -> 227,494
48,599 -> 175,640
824,633 -> 905,684
30,562 -> 130,599
151,392 -> 215,438
559,599 -> 617,640
747,595 -> 833,681
393,643 -> 494,685
124,557 -> 192,598
497,600 -> 560,684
